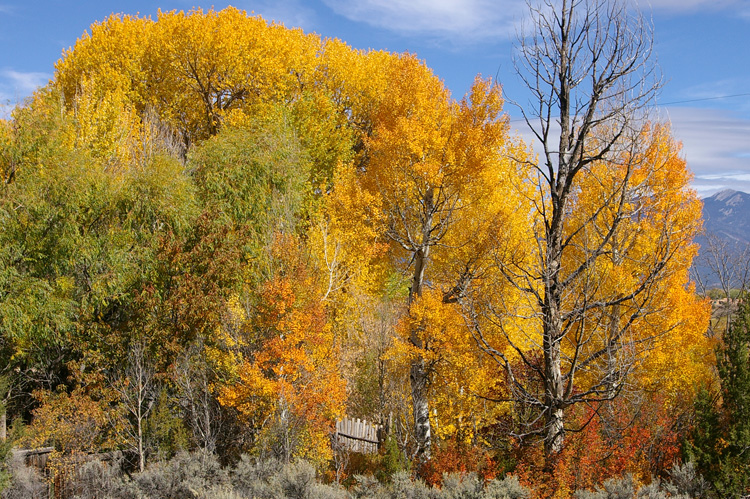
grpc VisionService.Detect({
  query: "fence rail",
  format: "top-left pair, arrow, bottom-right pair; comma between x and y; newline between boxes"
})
13,446 -> 54,471
335,418 -> 381,454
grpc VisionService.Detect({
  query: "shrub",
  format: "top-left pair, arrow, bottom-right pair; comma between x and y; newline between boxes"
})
133,450 -> 228,498
387,470 -> 431,499
202,486 -> 246,499
308,482 -> 351,499
67,455 -> 137,499
440,472 -> 482,499
664,461 -> 710,498
272,460 -> 317,499
232,457 -> 347,499
481,475 -> 530,499
232,454 -> 282,498
574,474 -> 637,499
1,452 -> 46,499
634,479 -> 668,499
352,474 -> 381,498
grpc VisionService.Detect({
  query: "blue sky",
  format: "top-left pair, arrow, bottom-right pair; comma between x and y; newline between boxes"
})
1,0 -> 749,196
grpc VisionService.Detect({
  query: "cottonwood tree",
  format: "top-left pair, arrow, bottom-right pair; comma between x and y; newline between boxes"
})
468,0 -> 704,461
351,56 -> 525,461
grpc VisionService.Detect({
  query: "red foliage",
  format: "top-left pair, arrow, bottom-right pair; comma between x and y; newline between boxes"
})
514,393 -> 685,497
419,437 -> 497,487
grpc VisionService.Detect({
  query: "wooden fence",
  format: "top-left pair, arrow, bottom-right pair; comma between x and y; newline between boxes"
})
335,418 -> 381,454
13,446 -> 54,471
12,447 -> 128,499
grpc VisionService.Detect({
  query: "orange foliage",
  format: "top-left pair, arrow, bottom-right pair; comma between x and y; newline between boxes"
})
514,394 -> 685,497
219,234 -> 346,464
419,437 -> 498,487
25,385 -> 121,486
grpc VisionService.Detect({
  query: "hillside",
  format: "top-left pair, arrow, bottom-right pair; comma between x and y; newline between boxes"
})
692,189 -> 750,289
701,188 -> 750,243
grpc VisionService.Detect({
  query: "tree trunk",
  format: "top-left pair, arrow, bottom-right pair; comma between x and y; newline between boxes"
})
511,0 -> 665,468
543,299 -> 565,460
410,359 -> 431,461
407,187 -> 435,462
606,303 -> 622,399
138,409 -> 145,472
545,405 -> 564,464
0,408 -> 6,442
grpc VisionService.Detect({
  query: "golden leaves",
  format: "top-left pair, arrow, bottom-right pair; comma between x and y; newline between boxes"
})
35,4 -> 712,464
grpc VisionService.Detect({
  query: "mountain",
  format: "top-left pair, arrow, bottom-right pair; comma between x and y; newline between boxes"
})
700,189 -> 750,244
692,189 -> 750,289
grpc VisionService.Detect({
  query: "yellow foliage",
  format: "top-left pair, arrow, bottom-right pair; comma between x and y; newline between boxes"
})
565,123 -> 711,405
320,51 -> 533,445
392,289 -> 510,442
54,8 -> 323,164
16,4 -> 710,465
0,118 -> 14,182
25,385 -> 122,486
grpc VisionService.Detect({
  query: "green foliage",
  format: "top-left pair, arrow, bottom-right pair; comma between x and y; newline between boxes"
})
146,388 -> 190,461
0,86 -> 199,373
0,101 -> 89,393
349,350 -> 383,420
289,89 -> 354,188
689,297 -> 750,497
189,112 -> 312,250
685,388 -> 722,490
713,300 -> 750,496
378,436 -> 411,483
119,153 -> 198,239
705,288 -> 744,300
4,86 -> 75,173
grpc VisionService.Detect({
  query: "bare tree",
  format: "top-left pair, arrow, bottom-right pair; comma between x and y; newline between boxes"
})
692,232 -> 750,336
174,339 -> 223,455
111,340 -> 157,472
468,0 -> 682,460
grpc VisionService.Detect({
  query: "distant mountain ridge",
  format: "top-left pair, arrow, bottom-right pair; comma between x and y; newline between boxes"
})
692,189 -> 750,288
701,189 -> 750,244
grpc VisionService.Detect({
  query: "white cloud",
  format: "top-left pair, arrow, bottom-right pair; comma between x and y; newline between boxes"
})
637,0 -> 750,16
318,0 -> 748,44
238,0 -> 318,30
321,0 -> 525,43
0,69 -> 51,117
632,0 -> 750,20
673,79 -> 749,102
2,70 -> 50,93
512,106 -> 750,197
658,107 -> 750,195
